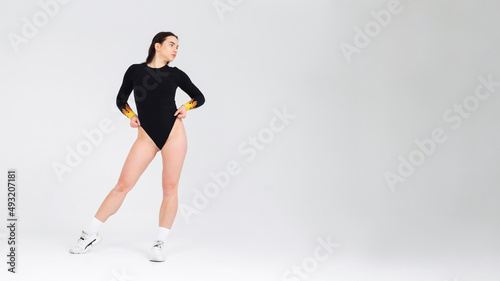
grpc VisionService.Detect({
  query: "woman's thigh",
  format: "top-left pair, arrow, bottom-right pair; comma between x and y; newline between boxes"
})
161,117 -> 188,187
116,126 -> 159,191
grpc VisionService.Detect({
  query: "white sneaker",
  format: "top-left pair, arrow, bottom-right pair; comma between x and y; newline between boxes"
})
149,240 -> 166,262
69,230 -> 102,254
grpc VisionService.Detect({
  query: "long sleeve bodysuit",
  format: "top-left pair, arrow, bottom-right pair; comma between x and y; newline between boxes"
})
116,62 -> 205,150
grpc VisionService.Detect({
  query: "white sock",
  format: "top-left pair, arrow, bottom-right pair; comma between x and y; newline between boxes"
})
84,217 -> 104,235
156,227 -> 170,243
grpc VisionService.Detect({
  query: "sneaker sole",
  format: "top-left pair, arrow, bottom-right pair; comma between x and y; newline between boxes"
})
149,256 -> 166,262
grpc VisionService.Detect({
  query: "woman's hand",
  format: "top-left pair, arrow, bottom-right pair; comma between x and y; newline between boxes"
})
130,115 -> 141,128
174,105 -> 187,119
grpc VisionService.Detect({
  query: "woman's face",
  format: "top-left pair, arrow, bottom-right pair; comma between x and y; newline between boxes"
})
156,36 -> 178,62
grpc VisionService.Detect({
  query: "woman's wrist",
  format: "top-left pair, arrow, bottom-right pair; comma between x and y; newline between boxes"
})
182,101 -> 196,111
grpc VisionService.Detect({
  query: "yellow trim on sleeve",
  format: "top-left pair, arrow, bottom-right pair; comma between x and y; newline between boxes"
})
183,99 -> 197,111
122,104 -> 137,119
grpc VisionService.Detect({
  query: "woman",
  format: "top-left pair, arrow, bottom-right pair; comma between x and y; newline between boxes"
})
69,31 -> 205,262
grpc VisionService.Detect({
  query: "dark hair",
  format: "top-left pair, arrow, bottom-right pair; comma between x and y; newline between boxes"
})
144,31 -> 178,65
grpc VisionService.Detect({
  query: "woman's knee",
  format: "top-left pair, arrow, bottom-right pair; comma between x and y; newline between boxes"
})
114,181 -> 133,193
162,182 -> 178,197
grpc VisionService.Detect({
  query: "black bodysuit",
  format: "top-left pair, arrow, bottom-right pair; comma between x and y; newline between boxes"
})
116,62 -> 205,150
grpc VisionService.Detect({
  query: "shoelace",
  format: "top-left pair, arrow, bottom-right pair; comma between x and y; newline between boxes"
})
153,241 -> 164,249
78,232 -> 88,241
77,232 -> 90,245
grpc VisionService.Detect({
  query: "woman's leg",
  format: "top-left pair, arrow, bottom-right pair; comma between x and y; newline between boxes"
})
159,117 -> 188,229
94,126 -> 159,222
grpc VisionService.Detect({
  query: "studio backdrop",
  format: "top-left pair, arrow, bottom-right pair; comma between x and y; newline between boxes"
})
1,0 -> 499,280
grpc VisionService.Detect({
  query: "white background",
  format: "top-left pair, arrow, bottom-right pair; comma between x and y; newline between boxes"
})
1,0 -> 499,280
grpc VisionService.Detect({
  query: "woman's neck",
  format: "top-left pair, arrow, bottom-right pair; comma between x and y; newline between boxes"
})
148,57 -> 169,68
